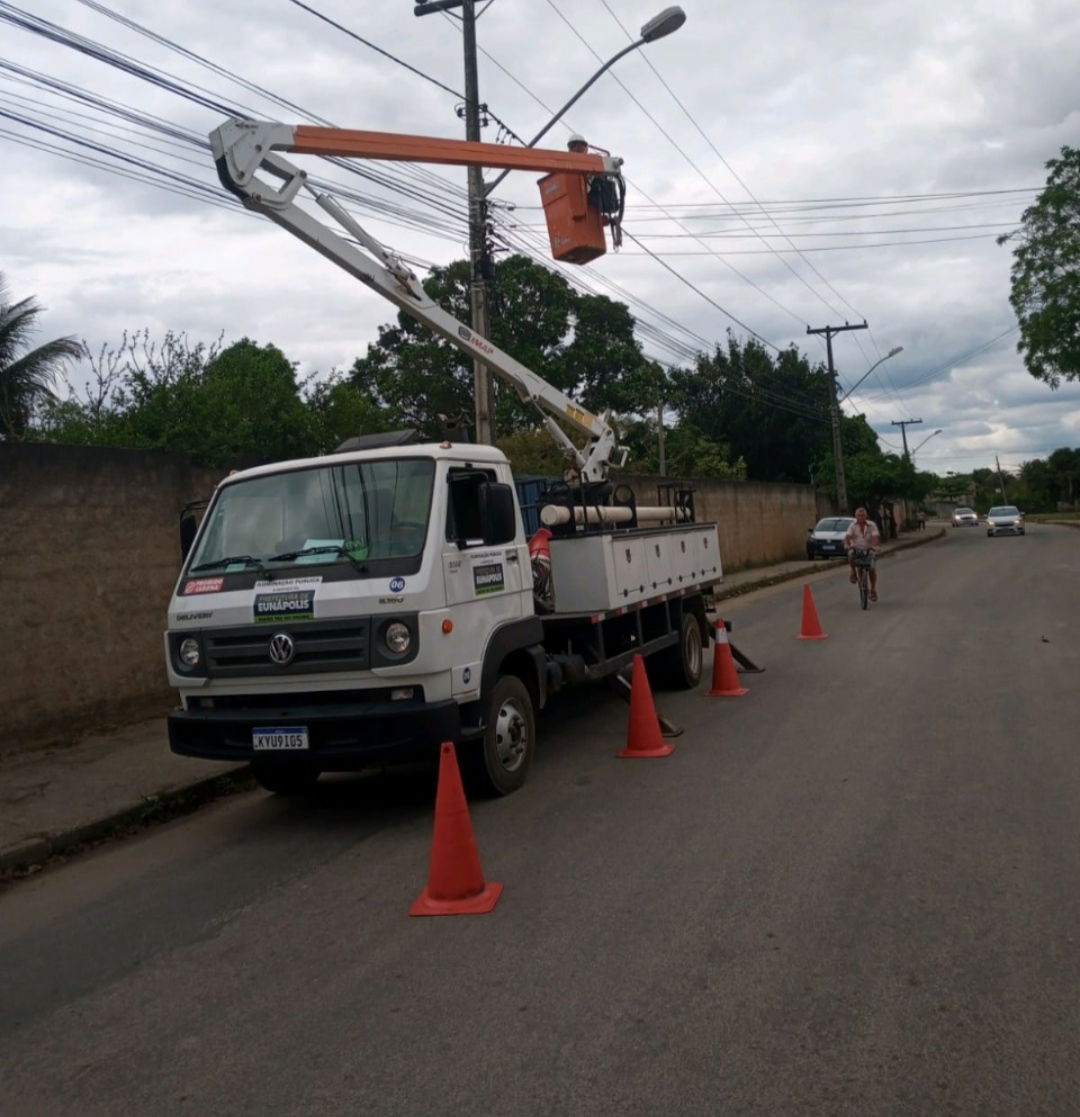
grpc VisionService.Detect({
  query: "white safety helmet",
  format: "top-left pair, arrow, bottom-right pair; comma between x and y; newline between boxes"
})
567,133 -> 588,149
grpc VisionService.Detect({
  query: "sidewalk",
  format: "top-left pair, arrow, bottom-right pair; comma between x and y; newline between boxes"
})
0,526 -> 944,878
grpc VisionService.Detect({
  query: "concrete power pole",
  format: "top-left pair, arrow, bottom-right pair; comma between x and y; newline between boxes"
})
416,0 -> 495,445
995,454 -> 1009,502
891,418 -> 923,459
806,321 -> 867,515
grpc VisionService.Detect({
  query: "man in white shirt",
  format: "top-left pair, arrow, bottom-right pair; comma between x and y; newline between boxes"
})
844,507 -> 882,601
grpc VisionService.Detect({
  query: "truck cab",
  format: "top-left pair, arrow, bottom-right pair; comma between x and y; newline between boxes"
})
167,441 -> 545,796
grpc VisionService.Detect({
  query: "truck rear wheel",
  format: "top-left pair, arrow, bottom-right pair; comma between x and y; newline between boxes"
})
655,611 -> 704,690
252,761 -> 321,797
462,675 -> 535,798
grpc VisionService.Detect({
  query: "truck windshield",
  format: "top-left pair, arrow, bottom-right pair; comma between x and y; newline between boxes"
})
188,458 -> 434,574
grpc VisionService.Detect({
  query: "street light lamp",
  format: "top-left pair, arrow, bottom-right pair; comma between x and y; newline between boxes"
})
469,7 -> 685,445
838,346 -> 903,405
911,428 -> 943,457
483,7 -> 686,198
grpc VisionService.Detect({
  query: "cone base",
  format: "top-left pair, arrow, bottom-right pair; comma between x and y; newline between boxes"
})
409,880 -> 504,917
708,685 -> 749,697
617,742 -> 676,758
797,633 -> 828,641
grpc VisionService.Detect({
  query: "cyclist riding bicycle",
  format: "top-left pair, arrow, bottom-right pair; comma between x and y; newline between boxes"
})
845,507 -> 882,602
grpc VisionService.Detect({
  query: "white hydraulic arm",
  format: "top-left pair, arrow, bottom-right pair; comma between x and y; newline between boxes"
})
210,119 -> 624,484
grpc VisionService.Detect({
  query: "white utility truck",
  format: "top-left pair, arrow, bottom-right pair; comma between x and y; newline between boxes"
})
165,119 -> 722,796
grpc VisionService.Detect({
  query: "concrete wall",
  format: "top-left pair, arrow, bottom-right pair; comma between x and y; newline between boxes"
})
0,444 -> 223,752
1,448 -> 821,748
615,474 -> 820,571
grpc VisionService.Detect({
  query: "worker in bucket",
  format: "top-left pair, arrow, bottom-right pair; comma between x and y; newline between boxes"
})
567,133 -> 589,154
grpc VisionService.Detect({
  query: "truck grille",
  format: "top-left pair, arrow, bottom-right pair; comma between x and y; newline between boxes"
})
203,619 -> 371,678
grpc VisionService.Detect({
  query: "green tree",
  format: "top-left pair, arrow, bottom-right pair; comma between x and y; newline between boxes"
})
847,452 -> 935,510
1017,457 -> 1055,512
304,371 -> 399,454
498,426 -> 574,476
37,330 -> 219,448
0,273 -> 84,439
350,254 -> 661,440
999,146 -> 1080,388
37,332 -> 317,466
1046,446 -> 1080,506
669,334 -> 832,482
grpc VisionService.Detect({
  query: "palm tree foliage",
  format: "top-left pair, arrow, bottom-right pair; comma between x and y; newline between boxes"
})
0,273 -> 84,438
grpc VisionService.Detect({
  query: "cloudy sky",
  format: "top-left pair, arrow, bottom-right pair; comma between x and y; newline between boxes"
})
4,0 -> 1080,476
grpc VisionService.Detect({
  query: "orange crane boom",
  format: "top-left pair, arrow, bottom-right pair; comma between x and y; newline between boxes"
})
288,125 -> 617,177
215,120 -> 624,265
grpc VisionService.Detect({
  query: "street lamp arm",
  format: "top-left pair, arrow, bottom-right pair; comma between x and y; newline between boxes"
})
910,429 -> 943,456
483,40 -> 641,197
838,345 -> 903,405
525,41 -> 642,151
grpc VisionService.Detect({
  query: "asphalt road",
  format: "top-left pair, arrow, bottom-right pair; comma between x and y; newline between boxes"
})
2,524 -> 1078,1117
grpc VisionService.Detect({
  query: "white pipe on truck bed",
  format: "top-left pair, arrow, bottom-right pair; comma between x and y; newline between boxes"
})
540,504 -> 689,526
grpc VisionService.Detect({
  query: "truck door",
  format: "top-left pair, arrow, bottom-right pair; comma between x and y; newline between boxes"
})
442,469 -> 528,699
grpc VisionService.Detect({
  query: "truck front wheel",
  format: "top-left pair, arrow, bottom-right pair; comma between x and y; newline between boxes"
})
462,675 -> 535,797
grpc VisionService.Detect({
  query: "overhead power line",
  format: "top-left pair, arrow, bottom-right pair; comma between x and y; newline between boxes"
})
594,0 -> 866,324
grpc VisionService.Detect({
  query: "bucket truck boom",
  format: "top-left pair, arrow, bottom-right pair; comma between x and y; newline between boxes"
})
210,118 -> 627,484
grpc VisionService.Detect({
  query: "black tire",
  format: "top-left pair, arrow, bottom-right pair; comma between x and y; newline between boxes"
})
655,611 -> 704,690
462,675 -> 535,798
859,571 -> 869,610
251,761 -> 321,796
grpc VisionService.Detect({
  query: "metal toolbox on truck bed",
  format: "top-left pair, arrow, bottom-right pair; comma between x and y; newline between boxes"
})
548,524 -> 721,613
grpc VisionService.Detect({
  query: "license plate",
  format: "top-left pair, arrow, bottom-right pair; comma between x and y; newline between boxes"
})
252,727 -> 309,751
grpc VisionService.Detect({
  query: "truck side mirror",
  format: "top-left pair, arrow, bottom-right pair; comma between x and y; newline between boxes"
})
180,512 -> 199,560
479,482 -> 517,546
179,500 -> 209,561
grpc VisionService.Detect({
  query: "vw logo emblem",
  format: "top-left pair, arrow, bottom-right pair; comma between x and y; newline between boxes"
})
268,632 -> 295,666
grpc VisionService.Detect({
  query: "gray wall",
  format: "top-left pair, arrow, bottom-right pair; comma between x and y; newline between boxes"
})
0,444 -> 223,753
617,474 -> 822,570
1,446 -> 823,749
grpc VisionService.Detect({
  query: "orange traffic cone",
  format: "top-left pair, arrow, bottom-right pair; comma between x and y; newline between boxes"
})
410,742 -> 503,916
797,583 -> 828,640
708,619 -> 749,696
618,654 -> 675,758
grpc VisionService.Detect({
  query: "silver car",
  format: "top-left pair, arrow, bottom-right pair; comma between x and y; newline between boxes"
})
952,507 -> 978,527
986,505 -> 1025,536
806,516 -> 855,559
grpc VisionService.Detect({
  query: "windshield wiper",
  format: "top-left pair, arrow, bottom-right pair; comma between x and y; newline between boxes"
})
269,545 -> 368,575
189,554 -> 266,573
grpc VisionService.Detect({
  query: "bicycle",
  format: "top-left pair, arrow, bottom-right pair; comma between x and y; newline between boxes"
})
851,549 -> 876,610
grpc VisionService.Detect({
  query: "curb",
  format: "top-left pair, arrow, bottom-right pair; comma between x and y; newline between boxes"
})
713,528 -> 945,602
0,765 -> 253,881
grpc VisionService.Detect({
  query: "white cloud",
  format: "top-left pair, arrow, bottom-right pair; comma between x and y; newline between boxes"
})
4,0 -> 1080,474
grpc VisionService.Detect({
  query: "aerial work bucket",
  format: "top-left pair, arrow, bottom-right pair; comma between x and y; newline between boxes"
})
538,172 -> 608,264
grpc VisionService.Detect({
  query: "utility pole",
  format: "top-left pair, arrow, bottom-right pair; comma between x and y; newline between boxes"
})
657,401 -> 666,476
416,0 -> 495,444
995,454 -> 1009,502
806,321 -> 867,515
891,418 -> 923,459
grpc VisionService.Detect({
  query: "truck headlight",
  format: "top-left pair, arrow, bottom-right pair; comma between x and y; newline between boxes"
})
179,637 -> 201,667
385,622 -> 411,654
